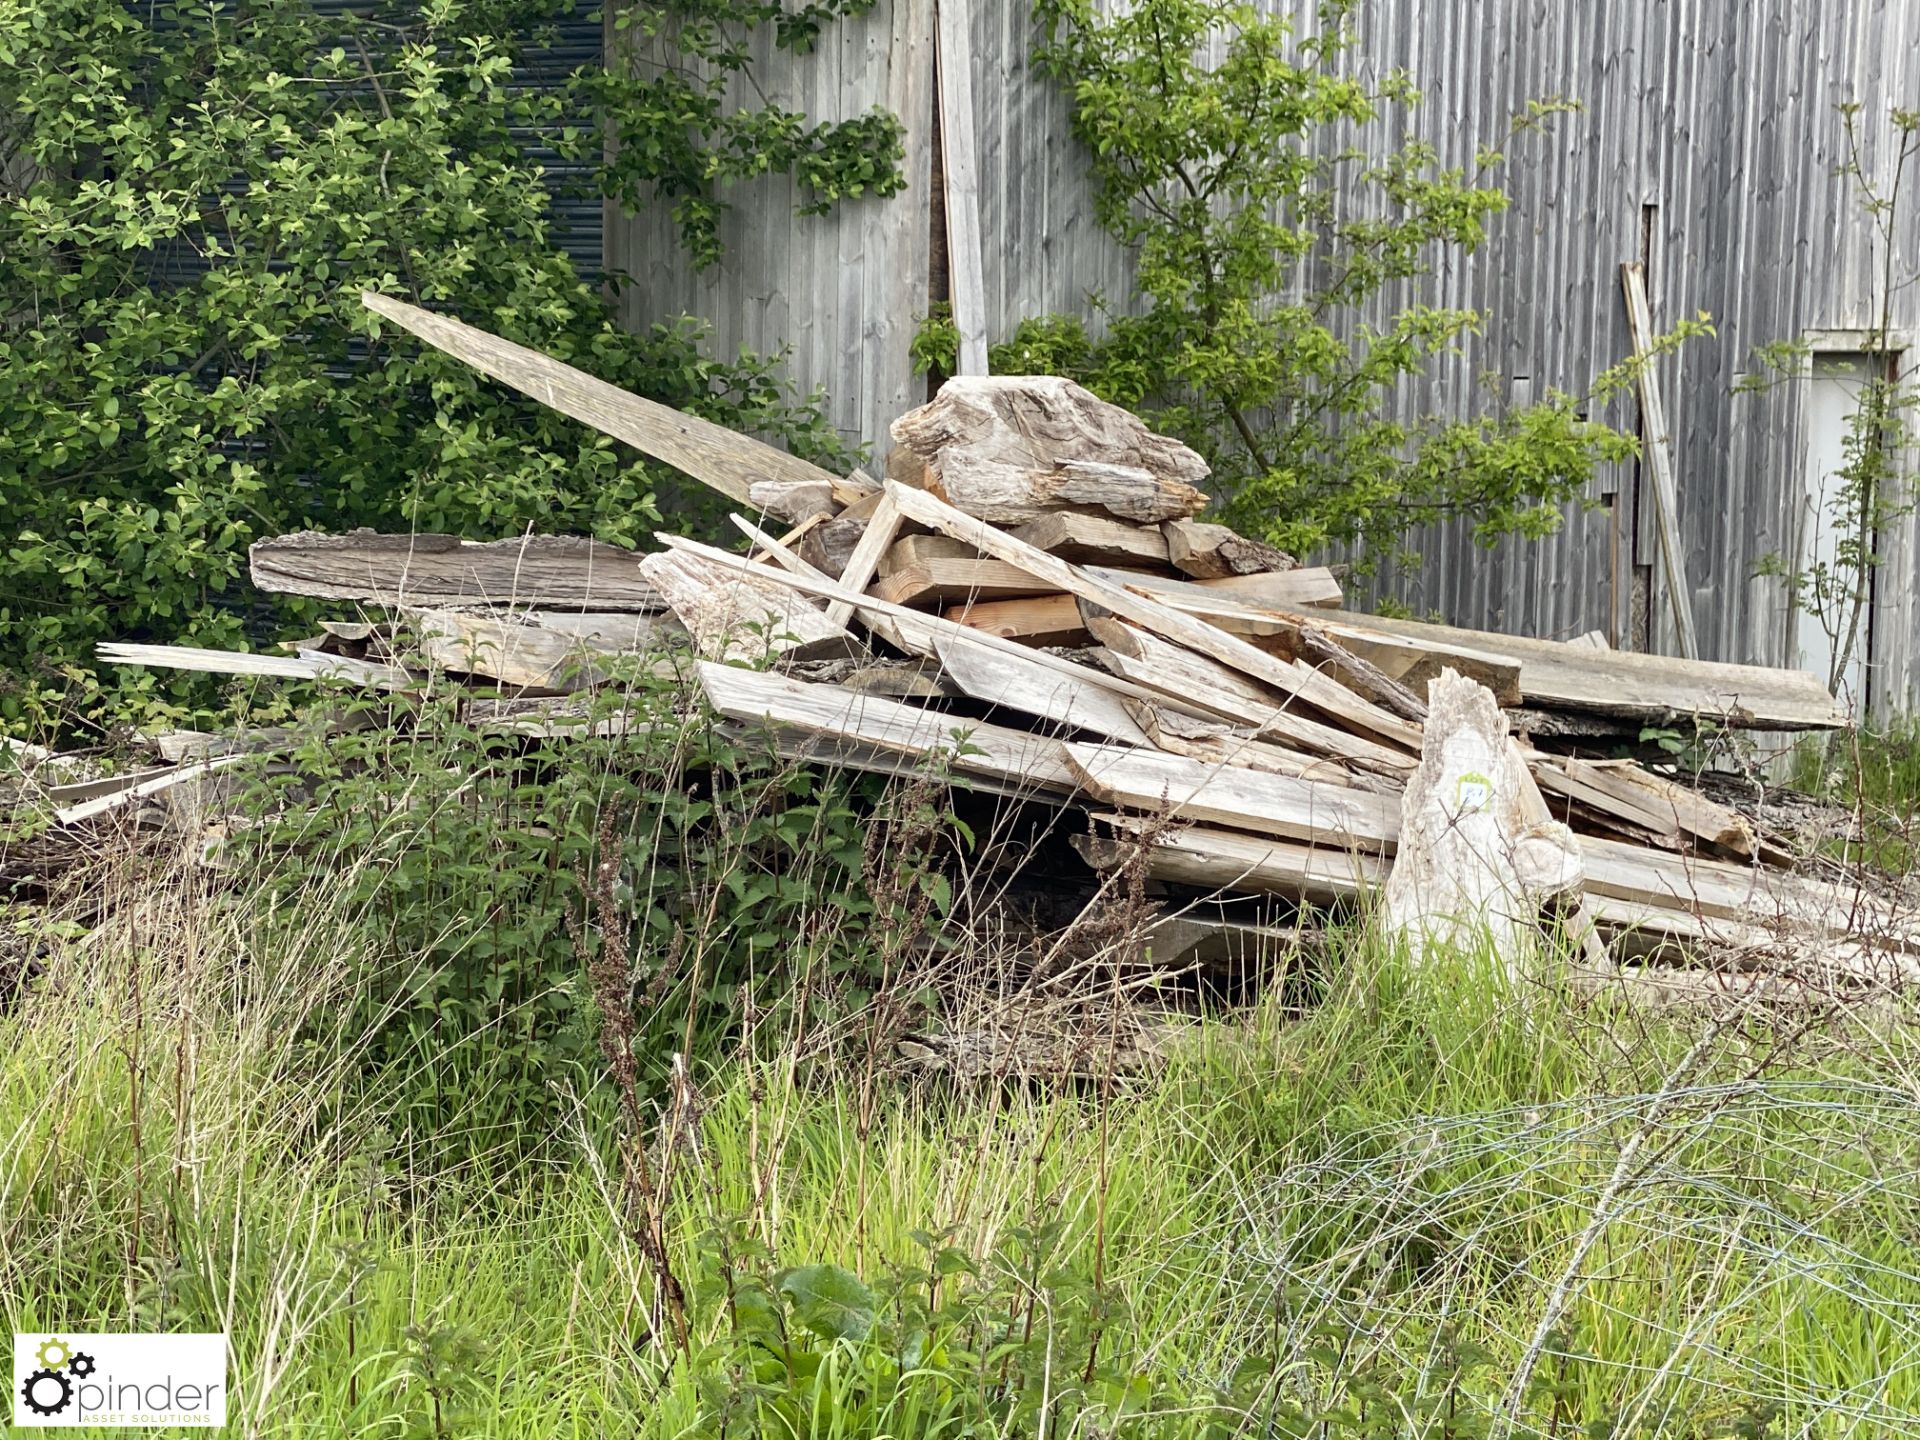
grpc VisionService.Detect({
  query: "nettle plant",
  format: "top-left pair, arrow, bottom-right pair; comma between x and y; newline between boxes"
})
981,0 -> 1695,570
0,0 -> 899,730
1748,102 -> 1920,700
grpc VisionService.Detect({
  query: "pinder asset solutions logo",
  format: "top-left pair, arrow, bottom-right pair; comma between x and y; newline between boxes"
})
13,1333 -> 227,1428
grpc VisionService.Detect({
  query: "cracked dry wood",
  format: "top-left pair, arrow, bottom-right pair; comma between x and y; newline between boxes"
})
1382,671 -> 1583,966
637,550 -> 843,665
887,375 -> 1209,525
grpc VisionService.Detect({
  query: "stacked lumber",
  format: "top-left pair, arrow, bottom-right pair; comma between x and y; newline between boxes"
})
49,295 -> 1904,1000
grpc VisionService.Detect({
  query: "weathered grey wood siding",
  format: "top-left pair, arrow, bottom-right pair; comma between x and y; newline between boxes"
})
609,0 -> 1920,710
606,0 -> 934,477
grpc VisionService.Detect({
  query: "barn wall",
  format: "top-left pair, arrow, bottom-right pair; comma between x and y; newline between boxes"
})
604,0 -> 934,478
608,0 -> 1920,709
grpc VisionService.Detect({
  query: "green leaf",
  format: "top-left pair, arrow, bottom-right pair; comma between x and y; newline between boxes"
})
778,1264 -> 875,1342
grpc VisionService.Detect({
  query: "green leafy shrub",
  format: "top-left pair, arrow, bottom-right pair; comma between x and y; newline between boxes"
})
232,664 -> 967,1144
0,0 -> 899,731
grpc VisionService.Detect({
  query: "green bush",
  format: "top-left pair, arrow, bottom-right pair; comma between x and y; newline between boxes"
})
0,0 -> 897,732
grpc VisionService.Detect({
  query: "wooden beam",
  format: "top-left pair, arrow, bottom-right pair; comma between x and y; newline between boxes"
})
934,0 -> 987,376
362,292 -> 841,503
943,593 -> 1089,647
1085,565 -> 1344,616
1320,608 -> 1845,730
1010,512 -> 1171,567
1620,262 -> 1700,659
637,550 -> 843,664
251,531 -> 663,612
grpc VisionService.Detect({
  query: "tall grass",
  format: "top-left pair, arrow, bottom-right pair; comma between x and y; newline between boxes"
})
9,839 -> 1920,1437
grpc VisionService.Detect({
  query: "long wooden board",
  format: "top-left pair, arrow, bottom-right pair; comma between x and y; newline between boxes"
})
1318,609 -> 1847,729
363,293 -> 840,502
695,662 -> 1080,798
251,531 -> 663,611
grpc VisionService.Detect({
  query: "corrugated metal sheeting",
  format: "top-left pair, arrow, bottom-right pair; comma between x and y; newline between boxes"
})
609,0 -> 1920,711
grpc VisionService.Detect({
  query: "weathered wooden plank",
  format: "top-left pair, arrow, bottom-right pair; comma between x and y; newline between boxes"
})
251,531 -> 663,612
54,755 -> 250,826
97,643 -> 413,690
874,551 -> 1059,605
885,480 -> 1423,751
1084,617 -> 1416,774
935,0 -> 988,376
412,609 -> 675,691
825,494 -> 903,629
362,293 -> 841,502
1620,262 -> 1700,659
932,636 -> 1153,746
1085,566 -> 1344,616
695,661 -> 1080,797
1320,608 -> 1846,729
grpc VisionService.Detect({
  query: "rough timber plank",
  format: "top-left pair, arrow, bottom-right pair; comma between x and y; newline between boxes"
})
251,531 -> 663,611
887,482 -> 1423,752
1010,512 -> 1171,567
98,643 -> 412,690
1321,609 -> 1845,730
695,662 -> 1079,797
932,637 -> 1153,747
943,593 -> 1089,646
413,609 -> 675,691
363,293 -> 839,502
935,0 -> 988,376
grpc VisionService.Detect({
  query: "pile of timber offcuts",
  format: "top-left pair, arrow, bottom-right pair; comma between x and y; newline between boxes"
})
21,292 -> 1914,1015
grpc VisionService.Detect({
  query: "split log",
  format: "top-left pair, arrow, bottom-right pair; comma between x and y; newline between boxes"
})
1011,512 -> 1172,567
251,530 -> 662,611
749,479 -> 837,526
799,515 -> 868,579
1380,671 -> 1583,964
1162,519 -> 1296,578
637,551 -> 846,665
887,376 -> 1209,525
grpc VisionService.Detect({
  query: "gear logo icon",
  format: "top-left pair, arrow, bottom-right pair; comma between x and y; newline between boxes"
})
68,1351 -> 97,1379
33,1336 -> 72,1370
20,1366 -> 75,1416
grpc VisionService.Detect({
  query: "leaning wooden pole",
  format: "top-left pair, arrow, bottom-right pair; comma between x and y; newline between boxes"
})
361,292 -> 843,503
1619,263 -> 1701,660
